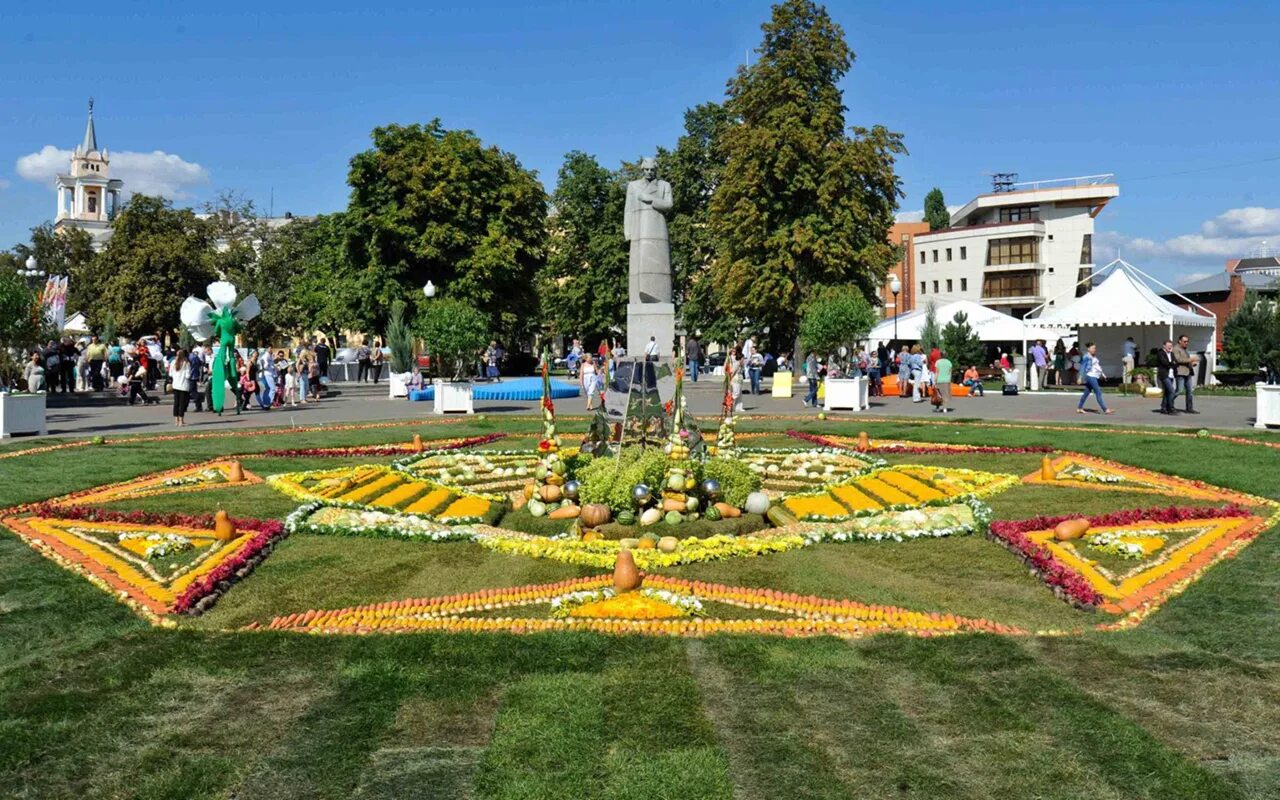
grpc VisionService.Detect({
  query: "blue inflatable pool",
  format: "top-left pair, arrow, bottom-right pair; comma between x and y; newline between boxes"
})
407,376 -> 580,402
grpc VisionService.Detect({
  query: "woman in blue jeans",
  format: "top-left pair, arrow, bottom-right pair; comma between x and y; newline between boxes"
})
1077,342 -> 1113,414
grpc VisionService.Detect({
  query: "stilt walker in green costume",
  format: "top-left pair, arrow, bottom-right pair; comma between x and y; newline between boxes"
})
180,281 -> 261,415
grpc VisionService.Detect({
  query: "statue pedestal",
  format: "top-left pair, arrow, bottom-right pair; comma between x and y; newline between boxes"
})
627,302 -> 675,359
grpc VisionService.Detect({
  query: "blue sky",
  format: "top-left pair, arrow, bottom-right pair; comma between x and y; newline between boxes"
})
3,0 -> 1278,286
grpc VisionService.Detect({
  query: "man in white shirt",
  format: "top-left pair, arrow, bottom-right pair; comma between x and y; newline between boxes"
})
644,336 -> 660,362
1122,337 -> 1136,383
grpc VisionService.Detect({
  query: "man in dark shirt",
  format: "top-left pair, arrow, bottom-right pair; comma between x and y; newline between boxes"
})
314,338 -> 331,396
686,336 -> 703,382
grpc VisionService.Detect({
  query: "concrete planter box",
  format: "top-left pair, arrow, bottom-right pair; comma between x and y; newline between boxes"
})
0,392 -> 48,438
433,379 -> 474,414
388,372 -> 411,398
1256,383 -> 1280,429
824,377 -> 869,412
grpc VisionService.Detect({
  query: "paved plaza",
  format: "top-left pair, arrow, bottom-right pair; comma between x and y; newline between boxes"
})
29,377 -> 1268,439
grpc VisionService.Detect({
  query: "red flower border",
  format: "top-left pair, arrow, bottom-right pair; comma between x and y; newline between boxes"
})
28,505 -> 286,616
987,505 -> 1254,609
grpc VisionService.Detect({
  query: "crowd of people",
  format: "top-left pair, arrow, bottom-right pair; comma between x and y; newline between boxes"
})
17,335 -> 340,426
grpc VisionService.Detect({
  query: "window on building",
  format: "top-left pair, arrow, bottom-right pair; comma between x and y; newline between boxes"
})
1080,233 -> 1093,264
960,278 -> 968,291
946,248 -> 952,261
919,250 -> 926,263
986,236 -> 1039,266
946,279 -> 953,292
960,246 -> 967,260
87,194 -> 97,214
932,280 -> 939,293
982,270 -> 1039,299
998,205 -> 1040,223
901,234 -> 911,244
920,281 -> 926,295
932,250 -> 939,262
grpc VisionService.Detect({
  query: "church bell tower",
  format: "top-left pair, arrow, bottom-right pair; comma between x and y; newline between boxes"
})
54,98 -> 124,247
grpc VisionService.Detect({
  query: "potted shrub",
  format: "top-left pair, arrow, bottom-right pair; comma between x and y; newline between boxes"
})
798,286 -> 876,411
0,269 -> 48,437
385,299 -> 415,398
417,297 -> 488,414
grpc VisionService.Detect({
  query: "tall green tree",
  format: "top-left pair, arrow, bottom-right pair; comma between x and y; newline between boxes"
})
665,102 -> 735,343
12,223 -> 98,324
0,268 -> 41,386
93,195 -> 216,340
538,151 -> 628,341
923,187 -> 950,231
345,120 -> 548,340
710,0 -> 905,353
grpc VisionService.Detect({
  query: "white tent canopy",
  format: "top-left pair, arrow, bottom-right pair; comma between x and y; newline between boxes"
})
1024,259 -> 1217,383
868,299 -> 1034,345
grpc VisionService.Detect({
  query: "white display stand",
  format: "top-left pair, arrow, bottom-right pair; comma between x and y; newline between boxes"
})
824,377 -> 868,411
0,392 -> 48,438
1255,383 -> 1280,429
388,372 -> 410,398
433,380 -> 474,414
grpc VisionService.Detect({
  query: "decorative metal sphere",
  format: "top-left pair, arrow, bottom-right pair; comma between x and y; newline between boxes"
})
562,480 -> 580,501
632,484 -> 652,506
701,479 -> 721,500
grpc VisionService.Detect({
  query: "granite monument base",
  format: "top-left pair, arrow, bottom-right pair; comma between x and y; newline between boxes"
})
627,301 -> 675,359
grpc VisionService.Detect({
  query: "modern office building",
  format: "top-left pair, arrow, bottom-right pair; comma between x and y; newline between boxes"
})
879,221 -> 930,317
911,175 -> 1119,319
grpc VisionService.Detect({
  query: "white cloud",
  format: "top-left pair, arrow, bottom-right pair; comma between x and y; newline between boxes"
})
15,145 -> 209,199
1096,206 -> 1280,273
1200,207 -> 1280,237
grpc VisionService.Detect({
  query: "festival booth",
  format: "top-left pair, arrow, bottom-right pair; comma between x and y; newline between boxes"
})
1024,259 -> 1217,384
869,299 -> 1033,347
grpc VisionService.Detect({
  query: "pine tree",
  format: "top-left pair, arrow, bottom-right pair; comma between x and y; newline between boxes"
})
941,310 -> 985,369
919,301 -> 941,352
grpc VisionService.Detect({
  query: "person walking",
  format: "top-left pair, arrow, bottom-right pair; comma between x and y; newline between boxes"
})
296,351 -> 310,404
581,355 -> 600,410
127,358 -> 153,406
284,363 -> 299,406
1051,339 -> 1066,387
1122,337 -> 1137,384
748,348 -> 763,394
85,335 -> 107,391
355,341 -> 372,383
257,353 -> 276,410
1029,340 -> 1048,391
897,346 -> 911,398
1077,342 -> 1113,414
909,345 -> 928,403
868,349 -> 882,397
1172,334 -> 1199,414
933,351 -> 953,413
686,336 -> 702,382
189,346 -> 207,412
314,338 -> 331,397
1157,339 -> 1178,415
803,350 -> 820,408
371,340 -> 385,383
169,349 -> 191,426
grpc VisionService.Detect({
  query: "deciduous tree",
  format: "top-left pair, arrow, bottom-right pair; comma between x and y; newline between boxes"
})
711,0 -> 905,356
346,120 -> 548,340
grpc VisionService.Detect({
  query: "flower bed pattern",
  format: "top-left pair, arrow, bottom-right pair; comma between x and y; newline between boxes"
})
988,505 -> 1273,615
255,574 -> 1022,639
268,466 -> 506,524
780,465 -> 1016,521
50,460 -> 262,507
1021,454 -> 1260,504
3,505 -> 286,620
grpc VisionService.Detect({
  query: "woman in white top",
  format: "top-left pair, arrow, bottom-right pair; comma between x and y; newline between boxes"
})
581,355 -> 600,410
169,349 -> 192,426
729,348 -> 745,412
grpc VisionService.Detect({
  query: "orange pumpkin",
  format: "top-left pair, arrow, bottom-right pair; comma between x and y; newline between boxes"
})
714,502 -> 741,519
613,549 -> 643,593
581,529 -> 603,542
538,484 -> 563,503
1054,518 -> 1090,541
580,503 -> 612,529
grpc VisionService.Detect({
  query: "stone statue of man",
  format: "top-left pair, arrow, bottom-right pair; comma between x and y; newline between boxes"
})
624,157 -> 673,304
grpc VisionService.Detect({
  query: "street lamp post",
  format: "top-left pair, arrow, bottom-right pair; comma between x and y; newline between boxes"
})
19,255 -> 46,290
889,275 -> 901,343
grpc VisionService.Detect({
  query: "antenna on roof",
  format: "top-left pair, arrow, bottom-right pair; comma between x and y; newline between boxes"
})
1249,240 -> 1274,258
991,172 -> 1017,193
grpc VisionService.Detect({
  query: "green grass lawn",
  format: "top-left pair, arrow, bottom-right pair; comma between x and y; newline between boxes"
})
2,417 -> 1279,798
